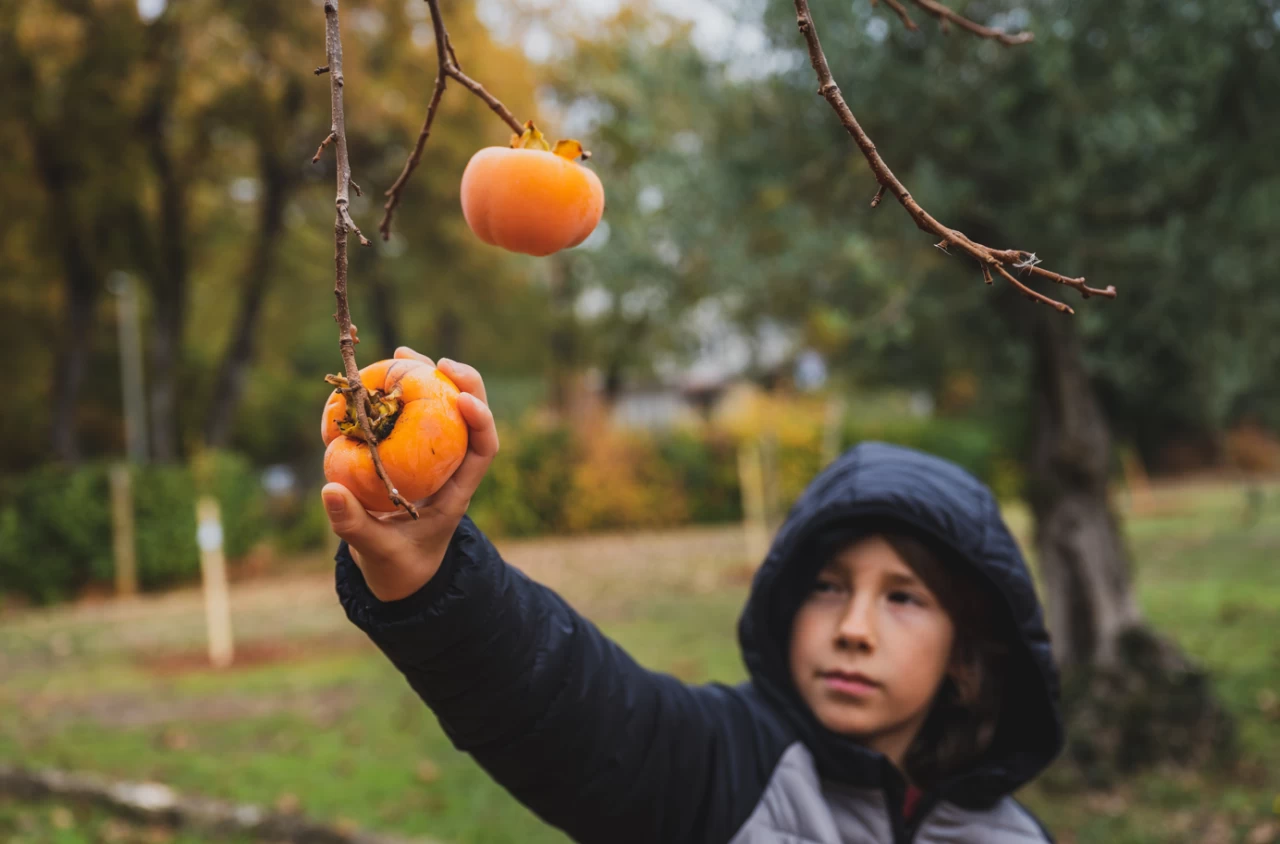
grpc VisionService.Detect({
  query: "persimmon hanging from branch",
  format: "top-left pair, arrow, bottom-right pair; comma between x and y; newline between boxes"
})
314,0 -> 602,518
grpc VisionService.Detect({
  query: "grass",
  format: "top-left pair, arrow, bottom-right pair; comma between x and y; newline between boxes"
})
2,481 -> 1278,844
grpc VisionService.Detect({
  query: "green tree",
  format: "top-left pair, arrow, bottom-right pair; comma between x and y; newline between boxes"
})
744,0 -> 1278,774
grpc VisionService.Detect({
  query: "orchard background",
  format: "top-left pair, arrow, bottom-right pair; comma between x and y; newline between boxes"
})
2,0 -> 1279,842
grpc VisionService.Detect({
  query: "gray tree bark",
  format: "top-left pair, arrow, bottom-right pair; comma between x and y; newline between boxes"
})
1025,309 -> 1143,669
204,147 -> 294,448
1024,308 -> 1232,783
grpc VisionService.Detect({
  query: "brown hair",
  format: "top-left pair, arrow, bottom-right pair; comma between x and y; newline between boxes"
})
881,533 -> 1010,790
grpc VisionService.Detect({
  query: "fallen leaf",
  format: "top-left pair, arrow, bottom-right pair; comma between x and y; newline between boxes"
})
1258,688 -> 1279,719
1248,821 -> 1278,844
50,806 -> 74,830
143,824 -> 173,844
416,759 -> 441,783
160,728 -> 193,751
274,793 -> 301,814
99,818 -> 131,843
1203,815 -> 1233,844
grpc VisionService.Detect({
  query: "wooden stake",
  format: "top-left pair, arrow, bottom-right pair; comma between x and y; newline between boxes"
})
195,496 -> 234,668
1120,446 -> 1153,517
738,439 -> 770,565
109,463 -> 138,598
760,432 -> 781,532
821,395 -> 846,467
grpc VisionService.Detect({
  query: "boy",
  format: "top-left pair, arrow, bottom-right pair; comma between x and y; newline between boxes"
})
324,348 -> 1063,843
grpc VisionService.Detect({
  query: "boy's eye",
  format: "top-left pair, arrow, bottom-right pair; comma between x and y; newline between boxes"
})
888,590 -> 924,606
813,579 -> 841,594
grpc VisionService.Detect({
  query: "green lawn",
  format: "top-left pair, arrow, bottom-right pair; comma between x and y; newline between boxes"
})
2,482 -> 1278,844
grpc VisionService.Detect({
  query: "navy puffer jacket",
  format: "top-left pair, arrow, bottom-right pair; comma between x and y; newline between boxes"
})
337,442 -> 1063,843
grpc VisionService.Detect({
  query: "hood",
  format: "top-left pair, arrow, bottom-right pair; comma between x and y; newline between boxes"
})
737,441 -> 1063,807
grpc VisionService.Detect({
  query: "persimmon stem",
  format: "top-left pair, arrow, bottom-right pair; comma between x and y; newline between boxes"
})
792,0 -> 1114,311
379,0 -> 525,241
321,0 -> 417,519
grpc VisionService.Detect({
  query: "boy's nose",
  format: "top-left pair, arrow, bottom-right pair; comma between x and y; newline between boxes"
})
834,595 -> 877,652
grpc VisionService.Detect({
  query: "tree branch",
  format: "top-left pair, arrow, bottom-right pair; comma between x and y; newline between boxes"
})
321,0 -> 417,519
794,0 -> 1112,312
379,0 -> 525,240
870,0 -> 918,31
904,0 -> 1034,45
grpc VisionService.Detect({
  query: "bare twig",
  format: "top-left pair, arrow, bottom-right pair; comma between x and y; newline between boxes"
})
379,0 -> 525,240
871,0 -> 918,31
871,184 -> 886,207
793,0 -> 1112,311
905,0 -> 1034,45
312,130 -> 336,163
314,64 -> 330,75
995,264 -> 1072,313
322,0 -> 417,518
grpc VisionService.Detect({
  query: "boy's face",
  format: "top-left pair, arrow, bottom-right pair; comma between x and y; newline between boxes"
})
789,535 -> 956,768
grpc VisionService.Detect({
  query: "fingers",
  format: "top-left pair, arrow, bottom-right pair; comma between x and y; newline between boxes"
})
394,346 -> 435,367
321,482 -> 399,561
458,393 -> 500,458
431,394 -> 498,515
438,359 -> 487,406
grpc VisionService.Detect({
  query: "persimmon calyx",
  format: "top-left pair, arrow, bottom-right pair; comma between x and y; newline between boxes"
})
325,374 -> 403,443
509,120 -> 592,161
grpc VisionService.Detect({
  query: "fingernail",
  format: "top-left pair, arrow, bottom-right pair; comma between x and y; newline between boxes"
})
438,358 -> 453,368
323,493 -> 346,515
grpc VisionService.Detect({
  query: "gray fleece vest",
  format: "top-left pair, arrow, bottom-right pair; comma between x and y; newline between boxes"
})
730,744 -> 1049,843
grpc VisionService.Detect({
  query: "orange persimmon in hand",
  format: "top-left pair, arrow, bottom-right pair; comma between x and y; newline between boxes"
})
321,356 -> 469,512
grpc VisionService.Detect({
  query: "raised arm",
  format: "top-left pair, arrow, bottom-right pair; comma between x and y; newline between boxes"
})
336,519 -> 776,843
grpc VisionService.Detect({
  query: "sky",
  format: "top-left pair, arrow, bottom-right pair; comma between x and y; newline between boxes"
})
475,0 -> 775,72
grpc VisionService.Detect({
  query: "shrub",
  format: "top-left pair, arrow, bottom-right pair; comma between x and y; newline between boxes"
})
0,453 -> 265,604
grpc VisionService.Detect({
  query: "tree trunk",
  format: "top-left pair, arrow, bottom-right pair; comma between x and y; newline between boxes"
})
15,37 -> 98,463
137,23 -> 192,464
368,272 -> 403,359
39,155 -> 99,464
142,120 -> 187,463
1025,309 -> 1142,670
51,267 -> 98,464
1024,308 -> 1232,784
546,255 -> 578,417
434,305 -> 462,362
204,153 -> 291,448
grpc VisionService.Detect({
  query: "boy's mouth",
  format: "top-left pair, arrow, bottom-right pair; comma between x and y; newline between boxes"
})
818,669 -> 881,697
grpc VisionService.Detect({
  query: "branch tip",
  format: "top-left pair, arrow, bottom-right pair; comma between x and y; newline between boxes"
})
793,0 -> 1109,312
312,131 -> 336,163
379,0 -> 523,239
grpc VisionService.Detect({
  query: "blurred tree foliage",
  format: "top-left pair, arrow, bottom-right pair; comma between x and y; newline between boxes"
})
748,0 -> 1280,467
2,0 -> 1276,479
0,0 -> 544,474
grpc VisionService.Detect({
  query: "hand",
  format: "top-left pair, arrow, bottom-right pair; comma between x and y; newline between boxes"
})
321,347 -> 499,601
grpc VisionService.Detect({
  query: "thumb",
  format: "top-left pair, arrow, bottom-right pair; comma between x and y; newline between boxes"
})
321,482 -> 375,545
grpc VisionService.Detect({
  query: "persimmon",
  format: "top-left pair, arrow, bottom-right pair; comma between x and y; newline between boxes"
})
461,121 -> 605,257
321,358 -> 468,512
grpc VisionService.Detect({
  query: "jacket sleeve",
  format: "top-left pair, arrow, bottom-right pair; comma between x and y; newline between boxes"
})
335,516 -> 780,844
